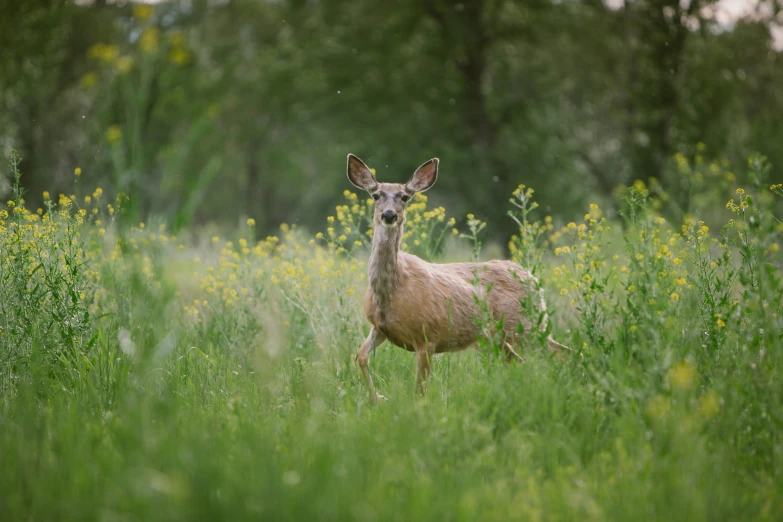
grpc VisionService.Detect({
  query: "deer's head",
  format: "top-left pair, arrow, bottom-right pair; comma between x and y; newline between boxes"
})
346,154 -> 438,229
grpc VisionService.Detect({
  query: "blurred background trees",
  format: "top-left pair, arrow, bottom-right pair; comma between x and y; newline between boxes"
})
2,0 -> 782,238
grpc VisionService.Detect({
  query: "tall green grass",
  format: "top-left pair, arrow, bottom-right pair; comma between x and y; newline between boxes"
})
1,151 -> 782,521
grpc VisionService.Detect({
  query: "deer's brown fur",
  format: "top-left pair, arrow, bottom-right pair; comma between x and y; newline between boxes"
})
348,154 -> 568,401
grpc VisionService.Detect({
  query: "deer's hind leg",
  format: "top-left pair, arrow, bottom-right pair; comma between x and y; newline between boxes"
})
357,327 -> 387,403
496,320 -> 524,363
503,342 -> 523,362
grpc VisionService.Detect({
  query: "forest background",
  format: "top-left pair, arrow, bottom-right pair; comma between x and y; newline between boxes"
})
3,0 -> 782,240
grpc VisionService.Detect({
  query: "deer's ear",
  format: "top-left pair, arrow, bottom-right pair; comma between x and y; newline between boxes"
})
406,158 -> 439,193
347,154 -> 378,192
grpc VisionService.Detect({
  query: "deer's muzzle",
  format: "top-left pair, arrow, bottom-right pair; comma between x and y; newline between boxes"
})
381,210 -> 397,225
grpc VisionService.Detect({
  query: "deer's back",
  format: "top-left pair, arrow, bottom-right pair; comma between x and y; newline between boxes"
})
364,254 -> 541,352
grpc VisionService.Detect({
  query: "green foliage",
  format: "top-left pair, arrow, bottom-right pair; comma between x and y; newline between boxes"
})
2,152 -> 782,521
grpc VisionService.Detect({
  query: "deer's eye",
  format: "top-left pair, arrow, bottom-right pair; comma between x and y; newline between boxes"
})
372,193 -> 380,201
401,194 -> 410,203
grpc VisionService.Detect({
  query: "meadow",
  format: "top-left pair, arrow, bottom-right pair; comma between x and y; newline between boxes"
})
1,151 -> 782,522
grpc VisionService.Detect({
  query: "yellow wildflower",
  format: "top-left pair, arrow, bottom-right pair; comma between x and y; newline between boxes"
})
633,179 -> 647,192
133,4 -> 154,20
80,72 -> 99,89
140,28 -> 160,53
169,47 -> 191,65
699,391 -> 721,419
669,361 -> 696,391
88,43 -> 119,63
105,125 -> 123,144
116,56 -> 134,73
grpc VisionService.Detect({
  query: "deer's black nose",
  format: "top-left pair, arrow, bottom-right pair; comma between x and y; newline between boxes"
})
381,210 -> 397,224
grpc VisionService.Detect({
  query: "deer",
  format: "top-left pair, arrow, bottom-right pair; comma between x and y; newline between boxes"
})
347,154 -> 571,402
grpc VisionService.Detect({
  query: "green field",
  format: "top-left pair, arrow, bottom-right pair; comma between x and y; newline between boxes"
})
1,156 -> 782,522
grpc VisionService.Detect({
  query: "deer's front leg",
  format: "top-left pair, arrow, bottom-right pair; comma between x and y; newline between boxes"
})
415,347 -> 433,396
357,327 -> 387,403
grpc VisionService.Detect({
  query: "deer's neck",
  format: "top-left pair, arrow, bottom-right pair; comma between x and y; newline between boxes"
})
369,224 -> 405,306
